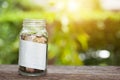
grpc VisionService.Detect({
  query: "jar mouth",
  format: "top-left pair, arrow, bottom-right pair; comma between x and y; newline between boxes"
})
23,19 -> 46,22
23,19 -> 46,27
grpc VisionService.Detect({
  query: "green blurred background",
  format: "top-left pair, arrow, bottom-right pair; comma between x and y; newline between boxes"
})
0,0 -> 120,65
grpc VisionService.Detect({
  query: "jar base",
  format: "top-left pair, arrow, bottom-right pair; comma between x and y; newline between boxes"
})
18,70 -> 46,76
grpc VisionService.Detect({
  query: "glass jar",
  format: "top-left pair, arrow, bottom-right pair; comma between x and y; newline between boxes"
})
18,19 -> 48,76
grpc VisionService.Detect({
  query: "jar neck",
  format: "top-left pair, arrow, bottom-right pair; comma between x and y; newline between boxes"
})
22,19 -> 47,35
23,19 -> 46,27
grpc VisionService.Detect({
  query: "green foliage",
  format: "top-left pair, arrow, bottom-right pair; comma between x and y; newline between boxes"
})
0,0 -> 120,65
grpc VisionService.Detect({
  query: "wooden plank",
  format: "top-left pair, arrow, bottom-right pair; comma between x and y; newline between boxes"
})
0,65 -> 120,80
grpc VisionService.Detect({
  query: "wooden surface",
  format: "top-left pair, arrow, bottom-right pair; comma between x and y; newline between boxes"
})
0,65 -> 120,80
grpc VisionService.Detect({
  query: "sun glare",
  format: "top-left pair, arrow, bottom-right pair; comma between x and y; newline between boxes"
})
67,0 -> 79,12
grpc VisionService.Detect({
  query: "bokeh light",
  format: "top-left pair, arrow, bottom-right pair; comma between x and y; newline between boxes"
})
96,50 -> 110,59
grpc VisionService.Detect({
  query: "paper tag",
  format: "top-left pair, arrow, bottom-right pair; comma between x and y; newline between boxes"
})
19,40 -> 47,70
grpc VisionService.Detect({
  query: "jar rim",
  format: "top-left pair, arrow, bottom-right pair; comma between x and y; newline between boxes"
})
23,18 -> 46,27
23,19 -> 46,23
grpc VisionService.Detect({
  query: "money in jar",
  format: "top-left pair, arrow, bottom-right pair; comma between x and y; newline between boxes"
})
18,19 -> 48,76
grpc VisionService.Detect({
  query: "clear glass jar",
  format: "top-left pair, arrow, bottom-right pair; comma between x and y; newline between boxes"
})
18,19 -> 48,76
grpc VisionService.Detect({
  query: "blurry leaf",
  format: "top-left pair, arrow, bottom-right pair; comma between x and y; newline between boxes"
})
77,33 -> 89,50
48,43 -> 59,59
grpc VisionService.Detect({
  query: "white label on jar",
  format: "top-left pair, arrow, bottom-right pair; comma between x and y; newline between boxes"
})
19,39 -> 47,70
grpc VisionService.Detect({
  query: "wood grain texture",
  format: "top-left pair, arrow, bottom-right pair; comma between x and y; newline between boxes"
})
0,65 -> 120,80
